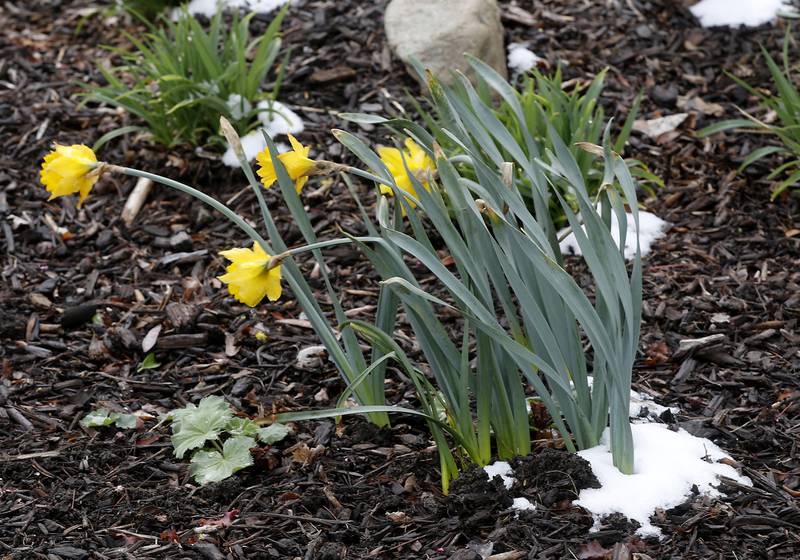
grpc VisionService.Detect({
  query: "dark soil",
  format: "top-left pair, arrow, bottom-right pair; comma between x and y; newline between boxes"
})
1,0 -> 799,559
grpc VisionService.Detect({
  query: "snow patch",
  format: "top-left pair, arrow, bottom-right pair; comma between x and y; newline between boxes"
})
221,131 -> 288,167
483,461 -> 515,489
576,423 -> 751,538
583,377 -> 678,422
510,496 -> 537,518
558,210 -> 670,260
258,100 -> 304,138
628,389 -> 678,422
507,43 -> 543,74
185,0 -> 291,17
690,0 -> 792,28
226,94 -> 252,121
221,101 -> 302,167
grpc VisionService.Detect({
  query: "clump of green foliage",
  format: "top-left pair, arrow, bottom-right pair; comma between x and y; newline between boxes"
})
405,64 -> 660,227
169,396 -> 290,485
85,6 -> 287,149
698,30 -> 800,199
278,59 -> 644,491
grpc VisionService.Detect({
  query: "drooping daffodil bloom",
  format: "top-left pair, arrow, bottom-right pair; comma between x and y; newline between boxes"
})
256,134 -> 315,193
377,138 -> 435,207
40,144 -> 101,207
218,242 -> 282,307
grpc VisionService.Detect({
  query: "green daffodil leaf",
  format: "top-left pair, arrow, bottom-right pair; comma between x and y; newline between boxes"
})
257,422 -> 291,444
170,396 -> 234,459
188,436 -> 256,485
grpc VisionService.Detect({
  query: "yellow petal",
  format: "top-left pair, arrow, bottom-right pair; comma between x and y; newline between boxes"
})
264,265 -> 282,301
256,150 -> 278,188
287,134 -> 304,153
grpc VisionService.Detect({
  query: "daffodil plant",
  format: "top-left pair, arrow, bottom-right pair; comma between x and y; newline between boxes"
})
278,62 -> 642,489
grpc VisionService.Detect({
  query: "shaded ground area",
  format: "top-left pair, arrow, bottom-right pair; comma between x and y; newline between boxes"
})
1,0 -> 798,558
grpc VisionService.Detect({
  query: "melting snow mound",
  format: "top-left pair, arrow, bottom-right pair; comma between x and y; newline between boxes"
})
559,210 -> 670,260
221,101 -> 303,167
576,423 -> 751,538
690,0 -> 792,28
185,0 -> 291,17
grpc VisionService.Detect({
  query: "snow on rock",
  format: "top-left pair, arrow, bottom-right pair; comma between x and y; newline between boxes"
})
690,0 -> 792,28
221,101 -> 302,167
483,461 -> 515,489
558,210 -> 670,260
576,423 -> 751,538
507,43 -> 543,74
185,0 -> 291,17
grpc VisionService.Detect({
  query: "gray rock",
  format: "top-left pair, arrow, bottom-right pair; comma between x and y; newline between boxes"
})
384,0 -> 507,86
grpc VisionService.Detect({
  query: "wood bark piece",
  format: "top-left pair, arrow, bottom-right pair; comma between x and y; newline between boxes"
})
121,177 -> 153,226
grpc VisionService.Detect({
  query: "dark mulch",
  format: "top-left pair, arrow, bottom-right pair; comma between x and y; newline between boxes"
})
1,0 -> 799,558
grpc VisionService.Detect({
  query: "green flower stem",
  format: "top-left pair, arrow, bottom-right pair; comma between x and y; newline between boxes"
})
110,165 -> 268,249
266,236 -> 381,268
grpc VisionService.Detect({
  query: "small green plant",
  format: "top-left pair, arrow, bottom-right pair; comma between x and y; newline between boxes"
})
81,408 -> 139,429
137,352 -> 161,371
123,0 -> 184,20
698,30 -> 800,198
169,396 -> 290,484
84,6 -> 287,149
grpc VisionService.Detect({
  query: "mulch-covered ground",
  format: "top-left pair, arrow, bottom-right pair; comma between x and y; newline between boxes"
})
1,0 -> 799,558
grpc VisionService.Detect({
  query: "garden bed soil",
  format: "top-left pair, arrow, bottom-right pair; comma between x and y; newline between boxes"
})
1,0 -> 799,558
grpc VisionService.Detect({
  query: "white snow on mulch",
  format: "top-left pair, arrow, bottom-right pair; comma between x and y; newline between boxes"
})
185,0 -> 290,17
258,100 -> 304,137
511,497 -> 536,513
690,0 -> 792,28
576,423 -> 752,537
507,43 -> 543,74
628,389 -> 678,422
558,210 -> 670,260
226,94 -> 252,121
583,377 -> 678,422
222,101 -> 303,167
483,461 -> 515,489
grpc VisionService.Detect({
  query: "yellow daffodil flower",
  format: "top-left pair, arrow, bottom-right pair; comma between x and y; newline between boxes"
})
218,242 -> 282,307
256,134 -> 315,193
377,138 -> 435,207
40,144 -> 100,207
